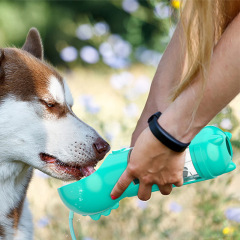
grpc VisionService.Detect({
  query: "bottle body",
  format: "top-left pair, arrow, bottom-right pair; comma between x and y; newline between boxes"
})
58,126 -> 235,220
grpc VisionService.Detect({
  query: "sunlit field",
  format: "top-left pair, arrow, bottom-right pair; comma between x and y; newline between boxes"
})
28,66 -> 240,240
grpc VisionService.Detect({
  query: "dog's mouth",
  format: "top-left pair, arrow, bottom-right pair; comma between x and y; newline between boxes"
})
39,153 -> 96,180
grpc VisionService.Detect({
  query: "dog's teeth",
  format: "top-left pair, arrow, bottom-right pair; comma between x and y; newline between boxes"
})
82,166 -> 96,177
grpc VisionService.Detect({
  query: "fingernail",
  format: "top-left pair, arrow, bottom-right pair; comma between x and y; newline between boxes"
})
111,195 -> 118,200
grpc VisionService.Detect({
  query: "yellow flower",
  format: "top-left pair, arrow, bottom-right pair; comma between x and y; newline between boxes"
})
171,0 -> 181,9
223,227 -> 235,235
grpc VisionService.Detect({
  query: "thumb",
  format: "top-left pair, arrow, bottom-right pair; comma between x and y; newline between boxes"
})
110,169 -> 133,199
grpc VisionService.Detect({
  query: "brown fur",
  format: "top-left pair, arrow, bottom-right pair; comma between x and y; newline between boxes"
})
42,100 -> 70,118
7,168 -> 33,230
0,27 -> 70,120
0,48 -> 69,119
8,202 -> 24,230
0,225 -> 5,238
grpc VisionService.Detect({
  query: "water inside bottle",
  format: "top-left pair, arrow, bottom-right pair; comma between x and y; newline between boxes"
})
183,148 -> 201,183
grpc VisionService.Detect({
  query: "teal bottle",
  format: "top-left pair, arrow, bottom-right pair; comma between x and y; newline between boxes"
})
58,126 -> 235,221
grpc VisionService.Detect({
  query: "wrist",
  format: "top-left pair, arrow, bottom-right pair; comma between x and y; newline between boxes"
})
148,112 -> 191,152
157,111 -> 202,143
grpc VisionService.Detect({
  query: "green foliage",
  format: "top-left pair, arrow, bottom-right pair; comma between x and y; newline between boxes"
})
0,0 -> 177,67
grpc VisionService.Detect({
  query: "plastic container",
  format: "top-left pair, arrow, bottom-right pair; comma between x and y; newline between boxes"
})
58,126 -> 235,221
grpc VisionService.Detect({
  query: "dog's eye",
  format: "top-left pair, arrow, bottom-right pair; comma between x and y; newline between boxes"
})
47,103 -> 55,108
40,100 -> 55,108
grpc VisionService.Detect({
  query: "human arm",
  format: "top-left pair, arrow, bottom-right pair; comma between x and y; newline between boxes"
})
131,23 -> 186,146
159,13 -> 240,143
111,13 -> 240,200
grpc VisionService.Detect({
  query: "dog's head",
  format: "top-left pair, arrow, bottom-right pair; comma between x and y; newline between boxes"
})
0,28 -> 110,180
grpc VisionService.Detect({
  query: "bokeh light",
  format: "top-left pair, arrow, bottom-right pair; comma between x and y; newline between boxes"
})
169,202 -> 182,213
122,0 -> 139,13
220,118 -> 233,130
225,208 -> 240,222
37,217 -> 50,228
60,46 -> 78,62
80,46 -> 100,64
100,35 -> 132,69
154,2 -> 171,19
110,71 -> 134,90
136,199 -> 148,209
79,95 -> 100,114
76,24 -> 93,40
94,22 -> 110,36
135,47 -> 162,67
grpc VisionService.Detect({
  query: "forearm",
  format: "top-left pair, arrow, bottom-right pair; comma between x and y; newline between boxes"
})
131,23 -> 186,145
159,13 -> 240,143
143,23 -> 186,112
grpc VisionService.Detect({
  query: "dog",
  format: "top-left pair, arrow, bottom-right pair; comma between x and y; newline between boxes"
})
0,28 -> 110,240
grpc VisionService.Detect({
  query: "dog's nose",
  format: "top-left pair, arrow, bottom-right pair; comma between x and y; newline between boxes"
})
93,138 -> 110,160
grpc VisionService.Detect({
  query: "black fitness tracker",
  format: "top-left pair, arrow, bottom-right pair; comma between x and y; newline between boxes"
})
148,112 -> 191,152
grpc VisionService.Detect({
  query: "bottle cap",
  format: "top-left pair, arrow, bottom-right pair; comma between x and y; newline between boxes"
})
190,126 -> 235,179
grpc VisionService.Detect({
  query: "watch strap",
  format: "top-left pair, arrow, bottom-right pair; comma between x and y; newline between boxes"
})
148,112 -> 190,152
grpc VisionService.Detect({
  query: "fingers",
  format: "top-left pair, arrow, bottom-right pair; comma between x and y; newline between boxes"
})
138,183 -> 152,201
158,184 -> 173,195
173,177 -> 184,187
157,176 -> 183,195
111,169 -> 134,199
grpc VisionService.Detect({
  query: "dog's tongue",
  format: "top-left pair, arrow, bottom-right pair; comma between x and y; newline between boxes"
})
82,166 -> 96,177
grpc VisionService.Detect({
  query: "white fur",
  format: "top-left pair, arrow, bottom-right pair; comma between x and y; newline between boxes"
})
0,161 -> 32,240
0,93 -> 102,239
63,79 -> 74,107
0,95 -> 100,178
48,75 -> 65,104
0,97 -> 47,168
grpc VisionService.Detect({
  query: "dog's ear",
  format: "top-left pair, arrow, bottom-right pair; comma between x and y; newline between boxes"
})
0,49 -> 4,62
22,28 -> 43,60
0,49 -> 5,81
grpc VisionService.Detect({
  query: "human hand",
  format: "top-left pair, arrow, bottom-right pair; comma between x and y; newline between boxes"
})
111,127 -> 185,201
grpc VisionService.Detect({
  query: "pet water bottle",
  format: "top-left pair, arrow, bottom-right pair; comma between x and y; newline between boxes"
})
58,126 -> 236,221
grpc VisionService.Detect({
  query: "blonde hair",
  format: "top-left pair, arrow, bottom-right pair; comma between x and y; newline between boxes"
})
172,0 -> 240,100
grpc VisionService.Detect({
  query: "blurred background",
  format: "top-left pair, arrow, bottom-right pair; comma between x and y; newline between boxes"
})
1,0 -> 240,239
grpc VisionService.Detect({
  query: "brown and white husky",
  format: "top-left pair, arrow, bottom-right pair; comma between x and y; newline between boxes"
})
0,28 -> 110,240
